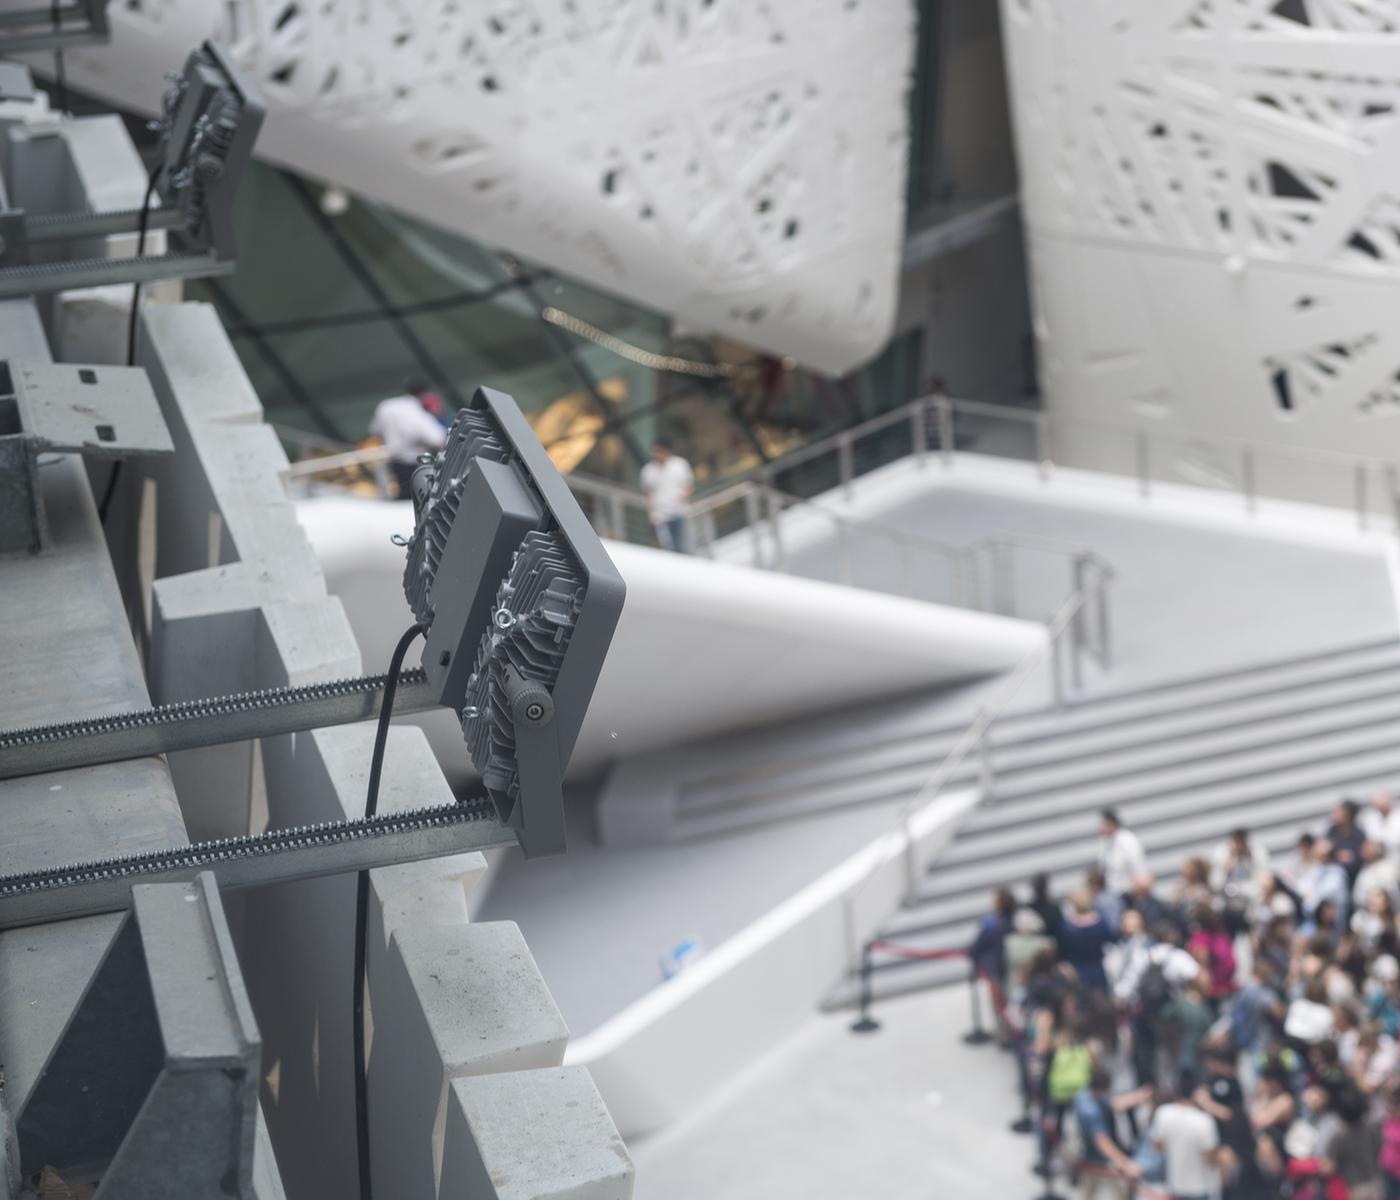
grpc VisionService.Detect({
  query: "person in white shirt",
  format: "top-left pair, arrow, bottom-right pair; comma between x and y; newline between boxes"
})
1361,790 -> 1400,861
1150,1074 -> 1220,1200
639,439 -> 693,552
1211,826 -> 1272,933
369,378 -> 447,499
1098,809 -> 1147,898
1353,839 -> 1400,913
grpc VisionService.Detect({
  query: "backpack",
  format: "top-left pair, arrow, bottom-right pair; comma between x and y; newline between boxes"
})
1138,961 -> 1171,1019
1047,1042 -> 1093,1105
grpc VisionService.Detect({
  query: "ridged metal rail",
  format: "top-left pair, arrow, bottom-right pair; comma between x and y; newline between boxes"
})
0,797 -> 513,930
0,668 -> 439,780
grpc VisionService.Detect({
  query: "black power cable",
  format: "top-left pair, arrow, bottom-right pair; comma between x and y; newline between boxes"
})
126,162 -> 162,367
103,163 -> 165,525
50,0 -> 66,116
354,622 -> 425,1200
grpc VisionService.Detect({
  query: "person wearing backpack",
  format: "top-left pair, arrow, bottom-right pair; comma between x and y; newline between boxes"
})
1040,1001 -> 1092,1167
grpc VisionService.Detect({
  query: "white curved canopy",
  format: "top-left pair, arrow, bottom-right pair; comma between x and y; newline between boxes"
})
49,1 -> 914,375
295,495 -> 1045,783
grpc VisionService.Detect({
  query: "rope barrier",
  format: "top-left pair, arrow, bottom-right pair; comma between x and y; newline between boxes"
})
859,941 -> 1018,1039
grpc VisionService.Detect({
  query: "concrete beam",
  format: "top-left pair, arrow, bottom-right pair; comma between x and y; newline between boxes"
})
368,922 -> 569,1200
440,1067 -> 633,1200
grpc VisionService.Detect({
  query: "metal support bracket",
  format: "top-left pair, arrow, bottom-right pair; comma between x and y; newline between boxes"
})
16,873 -> 260,1198
502,665 -> 565,858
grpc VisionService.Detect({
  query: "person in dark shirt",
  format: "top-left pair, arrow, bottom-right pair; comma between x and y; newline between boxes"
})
1030,872 -> 1064,939
969,886 -> 1017,983
1195,1049 -> 1267,1200
1126,872 -> 1181,938
1058,888 -> 1116,992
1328,799 -> 1369,888
1326,1088 -> 1382,1200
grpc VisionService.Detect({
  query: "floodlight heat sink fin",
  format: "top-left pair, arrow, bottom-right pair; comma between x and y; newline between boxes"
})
463,530 -> 585,821
402,408 -> 511,627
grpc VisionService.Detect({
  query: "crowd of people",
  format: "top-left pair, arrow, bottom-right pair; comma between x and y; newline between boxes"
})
971,801 -> 1400,1200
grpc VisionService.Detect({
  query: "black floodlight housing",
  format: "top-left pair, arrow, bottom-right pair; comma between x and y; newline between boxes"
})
402,388 -> 625,858
0,42 -> 265,297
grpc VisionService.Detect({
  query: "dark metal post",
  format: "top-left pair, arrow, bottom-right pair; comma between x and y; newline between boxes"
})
850,943 -> 881,1034
963,960 -> 993,1045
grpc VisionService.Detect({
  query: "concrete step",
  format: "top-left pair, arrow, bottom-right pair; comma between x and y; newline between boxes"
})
675,671 -> 1400,838
947,719 -> 1400,864
670,639 -> 1400,839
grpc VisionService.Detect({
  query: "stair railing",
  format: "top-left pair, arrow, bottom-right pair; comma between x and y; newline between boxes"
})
838,584 -> 1094,970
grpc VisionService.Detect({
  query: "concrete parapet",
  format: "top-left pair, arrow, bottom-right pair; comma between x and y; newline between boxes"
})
368,922 -> 569,1200
440,1068 -> 633,1200
129,299 -> 621,1199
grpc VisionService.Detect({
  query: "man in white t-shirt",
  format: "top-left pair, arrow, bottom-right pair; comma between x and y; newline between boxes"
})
369,378 -> 447,499
1361,790 -> 1400,860
1150,1073 -> 1220,1200
1098,808 -> 1147,898
639,439 -> 693,552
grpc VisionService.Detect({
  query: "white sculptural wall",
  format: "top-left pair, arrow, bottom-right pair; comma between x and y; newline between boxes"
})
49,1 -> 915,376
999,0 -> 1400,479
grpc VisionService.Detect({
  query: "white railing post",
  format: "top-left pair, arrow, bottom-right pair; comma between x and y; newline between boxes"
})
992,539 -> 1014,617
1097,571 -> 1113,669
766,488 -> 787,572
912,398 -> 928,468
744,485 -> 764,568
700,509 -> 717,559
938,397 -> 954,467
1072,558 -> 1086,690
902,812 -> 919,903
838,432 -> 854,501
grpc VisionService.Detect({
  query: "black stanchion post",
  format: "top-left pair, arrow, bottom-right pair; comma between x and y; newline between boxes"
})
963,959 -> 993,1045
850,941 -> 880,1034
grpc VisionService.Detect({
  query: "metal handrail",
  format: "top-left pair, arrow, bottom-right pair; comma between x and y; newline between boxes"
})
840,586 -> 1095,965
286,443 -> 394,476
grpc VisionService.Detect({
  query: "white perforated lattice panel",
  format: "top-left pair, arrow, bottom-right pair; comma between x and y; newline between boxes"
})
1001,0 -> 1400,464
51,1 -> 914,376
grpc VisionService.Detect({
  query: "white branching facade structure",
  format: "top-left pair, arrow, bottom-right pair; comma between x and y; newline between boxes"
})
58,1 -> 914,375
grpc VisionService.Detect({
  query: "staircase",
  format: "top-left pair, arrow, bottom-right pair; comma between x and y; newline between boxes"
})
812,636 -> 1400,1006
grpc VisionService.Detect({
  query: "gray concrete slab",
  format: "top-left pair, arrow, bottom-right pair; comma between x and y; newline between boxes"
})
476,791 -> 911,1037
629,984 -> 1034,1200
0,301 -> 187,1118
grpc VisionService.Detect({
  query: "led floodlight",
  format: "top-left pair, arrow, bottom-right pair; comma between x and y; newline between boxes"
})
403,387 -> 626,858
